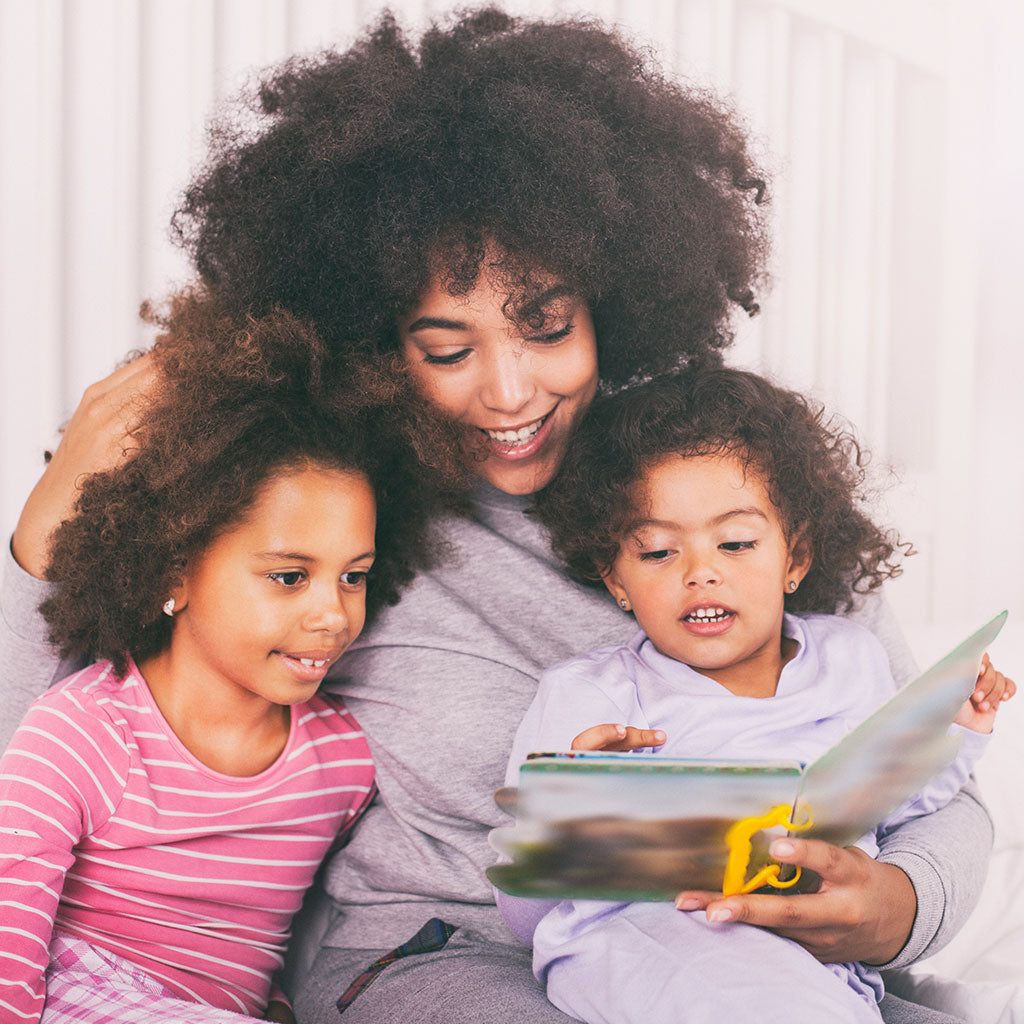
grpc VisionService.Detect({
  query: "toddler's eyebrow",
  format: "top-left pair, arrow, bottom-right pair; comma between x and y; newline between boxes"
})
624,507 -> 768,533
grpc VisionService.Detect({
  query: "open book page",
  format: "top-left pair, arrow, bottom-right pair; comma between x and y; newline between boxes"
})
794,610 -> 1007,846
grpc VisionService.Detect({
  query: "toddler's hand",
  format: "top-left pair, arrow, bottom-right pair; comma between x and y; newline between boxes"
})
571,724 -> 666,751
954,653 -> 1016,733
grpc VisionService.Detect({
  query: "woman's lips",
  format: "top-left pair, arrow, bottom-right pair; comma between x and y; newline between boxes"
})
480,407 -> 557,462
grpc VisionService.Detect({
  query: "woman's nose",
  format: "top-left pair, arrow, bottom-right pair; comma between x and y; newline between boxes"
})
480,344 -> 537,414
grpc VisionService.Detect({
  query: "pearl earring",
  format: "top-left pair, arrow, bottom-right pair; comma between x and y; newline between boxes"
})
162,598 -> 176,617
787,581 -> 798,592
619,598 -> 629,611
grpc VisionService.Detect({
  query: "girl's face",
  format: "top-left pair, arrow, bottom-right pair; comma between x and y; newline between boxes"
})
165,464 -> 376,711
603,453 -> 811,698
399,267 -> 599,495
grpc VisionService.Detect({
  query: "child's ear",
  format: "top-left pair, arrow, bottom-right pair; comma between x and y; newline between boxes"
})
785,525 -> 813,592
602,569 -> 632,613
164,564 -> 190,617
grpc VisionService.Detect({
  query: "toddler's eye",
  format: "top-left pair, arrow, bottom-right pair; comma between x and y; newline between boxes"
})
639,549 -> 672,562
268,570 -> 305,587
341,571 -> 368,587
719,541 -> 755,552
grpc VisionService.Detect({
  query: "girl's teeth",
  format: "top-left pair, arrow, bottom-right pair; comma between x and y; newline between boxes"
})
688,607 -> 728,622
298,657 -> 328,667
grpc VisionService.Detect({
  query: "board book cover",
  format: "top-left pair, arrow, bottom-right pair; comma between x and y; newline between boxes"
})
487,611 -> 1007,901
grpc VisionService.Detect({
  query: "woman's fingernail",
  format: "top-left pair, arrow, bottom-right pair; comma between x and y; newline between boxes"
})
770,840 -> 795,857
676,897 -> 700,910
708,908 -> 733,923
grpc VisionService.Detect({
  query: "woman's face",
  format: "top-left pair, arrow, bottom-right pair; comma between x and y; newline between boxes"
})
399,268 -> 599,495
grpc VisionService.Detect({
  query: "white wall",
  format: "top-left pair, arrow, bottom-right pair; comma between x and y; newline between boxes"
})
0,0 -> 1020,672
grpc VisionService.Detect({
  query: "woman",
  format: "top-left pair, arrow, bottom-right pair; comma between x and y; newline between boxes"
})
2,10 -> 989,1024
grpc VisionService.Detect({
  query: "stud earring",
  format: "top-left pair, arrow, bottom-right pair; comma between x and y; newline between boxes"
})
162,598 -> 176,617
619,598 -> 630,611
787,581 -> 798,592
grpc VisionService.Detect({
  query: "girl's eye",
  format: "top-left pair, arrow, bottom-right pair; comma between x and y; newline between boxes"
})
268,570 -> 305,587
526,322 -> 574,344
639,549 -> 673,562
720,541 -> 755,552
422,349 -> 472,366
341,571 -> 368,587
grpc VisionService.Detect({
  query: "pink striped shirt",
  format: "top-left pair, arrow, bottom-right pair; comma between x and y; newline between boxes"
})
0,659 -> 374,1021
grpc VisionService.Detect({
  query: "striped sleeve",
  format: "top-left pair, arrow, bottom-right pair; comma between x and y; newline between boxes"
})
0,686 -> 130,1021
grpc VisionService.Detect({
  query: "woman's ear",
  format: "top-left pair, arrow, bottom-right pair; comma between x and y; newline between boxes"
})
602,569 -> 632,613
785,525 -> 813,593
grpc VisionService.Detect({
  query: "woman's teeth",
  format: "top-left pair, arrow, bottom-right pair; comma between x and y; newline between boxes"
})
486,416 -> 544,445
297,657 -> 329,668
685,608 -> 730,623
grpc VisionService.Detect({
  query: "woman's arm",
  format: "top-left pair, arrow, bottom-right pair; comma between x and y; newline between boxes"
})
0,544 -> 86,751
1,356 -> 158,752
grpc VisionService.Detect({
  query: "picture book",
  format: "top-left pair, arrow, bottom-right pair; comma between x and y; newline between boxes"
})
487,611 -> 1007,901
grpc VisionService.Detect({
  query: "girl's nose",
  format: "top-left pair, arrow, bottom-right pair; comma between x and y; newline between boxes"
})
305,589 -> 348,634
480,344 -> 537,414
683,558 -> 720,588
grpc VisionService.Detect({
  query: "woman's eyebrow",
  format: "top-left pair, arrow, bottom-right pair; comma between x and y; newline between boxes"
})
405,316 -> 468,333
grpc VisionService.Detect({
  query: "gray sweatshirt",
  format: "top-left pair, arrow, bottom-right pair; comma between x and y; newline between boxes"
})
0,482 -> 993,972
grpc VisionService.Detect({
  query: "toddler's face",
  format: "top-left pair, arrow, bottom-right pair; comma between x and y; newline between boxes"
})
603,453 -> 810,698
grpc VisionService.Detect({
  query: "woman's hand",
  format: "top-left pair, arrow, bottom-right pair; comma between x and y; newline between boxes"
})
12,354 -> 160,579
571,723 -> 666,751
674,837 -> 916,965
264,1000 -> 297,1023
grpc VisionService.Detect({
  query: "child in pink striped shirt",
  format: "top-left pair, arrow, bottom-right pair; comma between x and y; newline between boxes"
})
0,292 -> 456,1023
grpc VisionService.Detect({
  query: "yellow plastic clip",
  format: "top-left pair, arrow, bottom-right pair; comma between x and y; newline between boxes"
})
721,805 -> 813,896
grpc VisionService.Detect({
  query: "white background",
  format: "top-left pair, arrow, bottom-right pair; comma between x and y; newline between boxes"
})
0,0 -> 1021,671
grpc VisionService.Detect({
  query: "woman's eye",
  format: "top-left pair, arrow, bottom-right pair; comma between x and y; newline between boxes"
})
341,571 -> 368,587
422,348 -> 472,365
268,570 -> 305,587
639,549 -> 672,562
720,541 -> 755,552
526,322 -> 574,344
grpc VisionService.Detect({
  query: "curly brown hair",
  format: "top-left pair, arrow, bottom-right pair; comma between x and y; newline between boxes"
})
41,290 -> 465,675
172,7 -> 768,388
536,368 -> 911,614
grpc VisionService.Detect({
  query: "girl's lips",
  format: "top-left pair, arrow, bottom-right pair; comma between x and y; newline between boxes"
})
481,407 -> 557,462
275,651 -> 338,683
679,610 -> 737,637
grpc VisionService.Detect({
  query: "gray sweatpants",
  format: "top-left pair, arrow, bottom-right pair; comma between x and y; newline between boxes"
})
291,927 -> 965,1024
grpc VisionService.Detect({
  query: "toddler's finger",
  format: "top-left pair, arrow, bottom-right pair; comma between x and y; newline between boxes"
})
571,723 -> 627,750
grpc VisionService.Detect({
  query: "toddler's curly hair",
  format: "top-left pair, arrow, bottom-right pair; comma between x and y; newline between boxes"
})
173,7 -> 768,387
537,368 -> 910,613
41,290 -> 465,675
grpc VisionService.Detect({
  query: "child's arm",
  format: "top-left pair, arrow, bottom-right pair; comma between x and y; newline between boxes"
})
0,687 -> 128,1020
955,653 -> 1016,733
